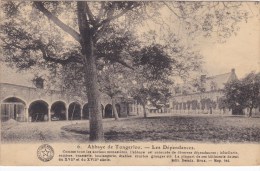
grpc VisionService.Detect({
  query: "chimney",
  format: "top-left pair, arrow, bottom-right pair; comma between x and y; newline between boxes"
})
200,75 -> 206,83
228,68 -> 238,82
200,75 -> 206,92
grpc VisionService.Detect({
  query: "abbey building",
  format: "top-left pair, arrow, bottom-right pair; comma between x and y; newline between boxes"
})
169,69 -> 238,115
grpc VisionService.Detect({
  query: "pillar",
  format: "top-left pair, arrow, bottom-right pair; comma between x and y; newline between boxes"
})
66,106 -> 69,120
129,104 -> 132,115
80,107 -> 83,120
25,107 -> 29,122
48,107 -> 51,122
137,103 -> 139,115
101,106 -> 104,118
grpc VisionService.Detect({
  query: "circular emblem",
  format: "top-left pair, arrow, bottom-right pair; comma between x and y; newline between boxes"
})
37,144 -> 54,162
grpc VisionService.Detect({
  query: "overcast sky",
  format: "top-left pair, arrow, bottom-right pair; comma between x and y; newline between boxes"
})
199,14 -> 260,79
0,2 -> 259,86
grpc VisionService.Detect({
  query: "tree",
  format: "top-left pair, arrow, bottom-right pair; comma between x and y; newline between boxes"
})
224,72 -> 260,117
96,28 -> 138,120
0,1 -> 251,141
1,1 -> 144,141
130,82 -> 172,118
129,44 -> 176,117
98,63 -> 131,120
59,28 -> 137,120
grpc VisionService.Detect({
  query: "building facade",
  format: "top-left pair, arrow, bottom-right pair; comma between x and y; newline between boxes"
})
169,69 -> 238,115
0,81 -> 143,122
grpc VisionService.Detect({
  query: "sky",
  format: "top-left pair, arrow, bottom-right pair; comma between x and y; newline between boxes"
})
0,2 -> 259,87
199,14 -> 260,79
136,2 -> 259,80
0,63 -> 35,87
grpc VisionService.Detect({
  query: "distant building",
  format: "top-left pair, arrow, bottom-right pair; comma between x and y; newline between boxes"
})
0,78 -> 143,122
169,69 -> 238,115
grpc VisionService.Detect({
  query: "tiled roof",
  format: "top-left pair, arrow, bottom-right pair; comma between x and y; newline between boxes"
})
172,69 -> 238,95
206,73 -> 231,90
206,70 -> 237,90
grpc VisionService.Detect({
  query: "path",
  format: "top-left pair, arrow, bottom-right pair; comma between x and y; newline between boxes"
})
1,120 -> 89,143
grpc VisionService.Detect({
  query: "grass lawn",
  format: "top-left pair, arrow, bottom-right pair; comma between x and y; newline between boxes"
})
62,115 -> 260,143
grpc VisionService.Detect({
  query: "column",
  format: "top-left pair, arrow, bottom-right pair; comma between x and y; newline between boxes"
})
137,103 -> 139,115
48,107 -> 51,122
66,106 -> 69,120
129,104 -> 132,115
25,107 -> 29,122
80,108 -> 83,120
199,102 -> 201,114
134,104 -> 136,114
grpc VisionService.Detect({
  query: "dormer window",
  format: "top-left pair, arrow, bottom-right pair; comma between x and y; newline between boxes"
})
210,81 -> 217,91
33,77 -> 44,89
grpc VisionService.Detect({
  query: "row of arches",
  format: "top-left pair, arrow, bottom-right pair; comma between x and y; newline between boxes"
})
1,97 -> 122,122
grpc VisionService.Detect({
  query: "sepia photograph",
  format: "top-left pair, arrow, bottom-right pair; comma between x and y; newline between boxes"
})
0,1 -> 259,166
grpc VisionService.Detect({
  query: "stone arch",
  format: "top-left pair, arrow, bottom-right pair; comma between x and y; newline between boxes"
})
68,102 -> 81,120
1,97 -> 26,122
51,101 -> 66,121
29,100 -> 49,122
104,104 -> 113,118
2,96 -> 26,104
115,103 -> 121,118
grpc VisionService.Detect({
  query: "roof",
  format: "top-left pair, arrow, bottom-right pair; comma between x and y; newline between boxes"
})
172,68 -> 238,95
206,69 -> 237,90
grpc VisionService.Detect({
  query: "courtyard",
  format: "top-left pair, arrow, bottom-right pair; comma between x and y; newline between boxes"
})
1,114 -> 260,143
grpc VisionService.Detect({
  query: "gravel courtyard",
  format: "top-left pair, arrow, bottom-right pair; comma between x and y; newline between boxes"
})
1,115 -> 260,143
1,119 -> 89,143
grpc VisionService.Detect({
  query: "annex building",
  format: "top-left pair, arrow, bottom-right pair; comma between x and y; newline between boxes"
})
169,69 -> 238,115
169,68 -> 260,116
0,78 -> 143,122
